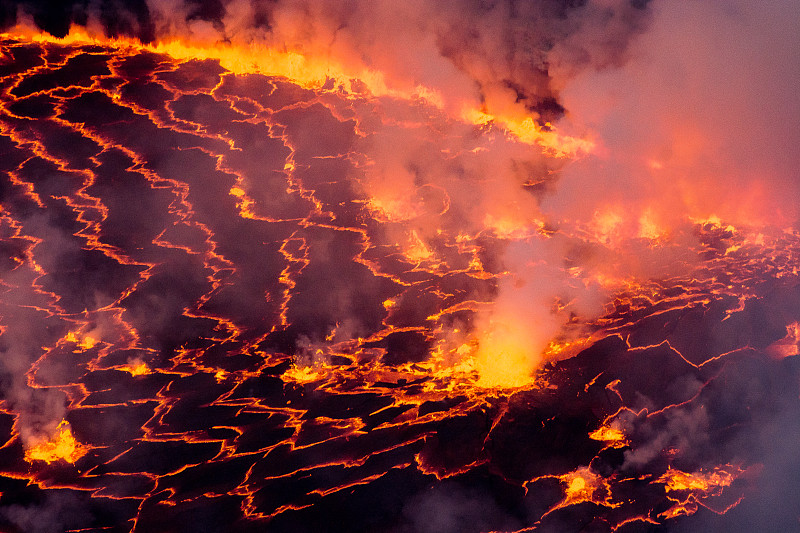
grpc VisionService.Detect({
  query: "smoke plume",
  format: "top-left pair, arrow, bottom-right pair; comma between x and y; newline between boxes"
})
4,0 -> 798,384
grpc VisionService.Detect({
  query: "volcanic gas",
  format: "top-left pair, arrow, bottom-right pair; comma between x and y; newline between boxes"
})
0,1 -> 798,532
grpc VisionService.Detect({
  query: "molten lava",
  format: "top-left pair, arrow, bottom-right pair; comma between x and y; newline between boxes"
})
0,1 -> 798,530
554,467 -> 616,511
656,466 -> 743,520
23,421 -> 88,464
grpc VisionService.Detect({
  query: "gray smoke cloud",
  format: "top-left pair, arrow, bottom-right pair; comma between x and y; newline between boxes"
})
1,2 -> 799,530
1,490 -> 93,533
544,0 -> 800,230
2,0 -> 654,124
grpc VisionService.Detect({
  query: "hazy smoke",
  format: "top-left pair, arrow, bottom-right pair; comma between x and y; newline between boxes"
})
3,0 -> 798,383
0,217 -> 70,446
1,490 -> 92,533
545,0 -> 800,230
0,2 -> 799,530
3,0 -> 653,122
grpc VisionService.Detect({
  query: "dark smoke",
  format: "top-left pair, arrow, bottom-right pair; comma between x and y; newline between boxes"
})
1,0 -> 654,124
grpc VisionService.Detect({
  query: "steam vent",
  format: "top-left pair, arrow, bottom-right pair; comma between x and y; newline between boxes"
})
0,1 -> 799,532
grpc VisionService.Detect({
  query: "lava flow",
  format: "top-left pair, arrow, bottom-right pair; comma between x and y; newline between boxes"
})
0,1 -> 799,532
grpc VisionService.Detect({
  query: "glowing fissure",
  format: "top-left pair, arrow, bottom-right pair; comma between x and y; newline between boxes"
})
3,25 -> 590,158
0,1 -> 797,530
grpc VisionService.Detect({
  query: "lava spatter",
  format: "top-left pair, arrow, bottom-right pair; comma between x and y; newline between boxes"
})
23,421 -> 88,464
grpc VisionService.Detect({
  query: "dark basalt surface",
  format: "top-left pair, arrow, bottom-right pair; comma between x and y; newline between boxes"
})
0,38 -> 798,533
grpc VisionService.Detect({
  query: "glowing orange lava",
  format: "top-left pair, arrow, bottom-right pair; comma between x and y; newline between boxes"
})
0,14 -> 794,530
550,467 -> 618,511
588,424 -> 628,448
24,421 -> 88,464
119,362 -> 150,376
2,24 -> 593,156
656,465 -> 743,519
64,331 -> 98,351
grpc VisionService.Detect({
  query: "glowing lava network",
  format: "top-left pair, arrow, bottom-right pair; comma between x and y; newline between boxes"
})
0,1 -> 799,532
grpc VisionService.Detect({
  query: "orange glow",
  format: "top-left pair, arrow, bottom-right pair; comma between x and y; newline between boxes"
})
65,331 -> 98,351
366,197 -> 424,224
659,466 -> 736,493
229,186 -> 258,219
690,215 -> 737,235
2,25 -> 594,153
463,109 -> 595,157
565,475 -> 589,501
588,424 -> 628,448
119,362 -> 150,376
283,365 -> 325,384
590,208 -> 625,245
638,209 -> 668,242
550,467 -> 618,511
24,421 -> 88,464
482,214 -> 544,240
0,18 -> 789,530
767,322 -> 800,358
403,230 -> 434,263
472,324 -> 538,389
8,26 -> 400,99
656,465 -> 742,520
543,337 -> 592,359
